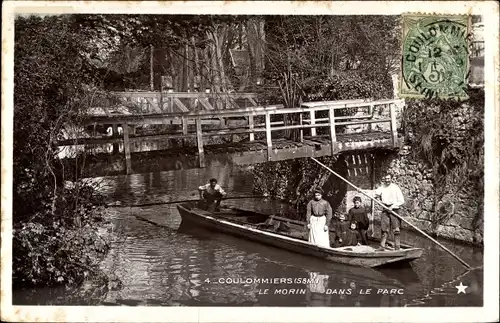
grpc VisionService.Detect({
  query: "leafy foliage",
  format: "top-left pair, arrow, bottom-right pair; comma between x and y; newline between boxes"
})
13,186 -> 109,287
14,15 -> 112,288
402,89 -> 484,224
74,14 -> 252,91
302,72 -> 393,102
253,156 -> 345,220
403,90 -> 484,196
262,15 -> 400,107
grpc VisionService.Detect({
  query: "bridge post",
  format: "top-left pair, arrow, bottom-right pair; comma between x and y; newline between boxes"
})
265,112 -> 272,161
182,116 -> 189,146
196,117 -> 206,167
299,113 -> 304,142
249,115 -> 255,141
111,124 -> 119,154
368,104 -> 374,132
182,116 -> 188,135
389,103 -> 398,147
123,123 -> 132,174
91,123 -> 97,155
328,107 -> 337,156
309,110 -> 316,136
159,92 -> 164,112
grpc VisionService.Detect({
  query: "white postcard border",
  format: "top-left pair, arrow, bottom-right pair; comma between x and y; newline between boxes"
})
2,1 -> 498,322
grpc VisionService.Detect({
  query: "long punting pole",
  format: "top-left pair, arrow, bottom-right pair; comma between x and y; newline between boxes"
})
311,157 -> 471,269
111,195 -> 266,208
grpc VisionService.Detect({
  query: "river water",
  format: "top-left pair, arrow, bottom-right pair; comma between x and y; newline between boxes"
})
13,163 -> 483,307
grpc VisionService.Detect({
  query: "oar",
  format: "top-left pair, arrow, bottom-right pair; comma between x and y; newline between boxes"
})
311,157 -> 472,269
110,195 -> 267,208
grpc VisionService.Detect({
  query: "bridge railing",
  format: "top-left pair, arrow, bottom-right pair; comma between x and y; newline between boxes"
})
58,99 -> 404,173
90,91 -> 260,115
196,99 -> 402,166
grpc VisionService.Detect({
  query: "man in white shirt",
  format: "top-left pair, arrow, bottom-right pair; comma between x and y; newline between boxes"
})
198,178 -> 226,212
374,174 -> 405,250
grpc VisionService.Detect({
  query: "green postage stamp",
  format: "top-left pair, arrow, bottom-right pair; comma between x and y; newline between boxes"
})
400,15 -> 470,100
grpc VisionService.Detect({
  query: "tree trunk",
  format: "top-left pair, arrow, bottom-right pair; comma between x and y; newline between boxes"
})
191,37 -> 200,90
203,46 -> 212,91
207,24 -> 235,109
247,20 -> 257,91
182,44 -> 188,92
150,45 -> 154,91
238,22 -> 243,49
215,30 -> 228,93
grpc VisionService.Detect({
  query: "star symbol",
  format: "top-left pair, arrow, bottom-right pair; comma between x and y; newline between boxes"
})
455,282 -> 468,294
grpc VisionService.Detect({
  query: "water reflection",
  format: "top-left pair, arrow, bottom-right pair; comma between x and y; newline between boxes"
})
305,272 -> 331,306
176,223 -> 430,307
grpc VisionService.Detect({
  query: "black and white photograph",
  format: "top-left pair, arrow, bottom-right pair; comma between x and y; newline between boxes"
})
1,1 -> 498,322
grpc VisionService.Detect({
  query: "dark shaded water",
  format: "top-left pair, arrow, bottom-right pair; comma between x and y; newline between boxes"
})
13,164 -> 483,307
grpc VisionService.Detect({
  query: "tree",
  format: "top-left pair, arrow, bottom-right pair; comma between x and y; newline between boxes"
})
253,15 -> 402,209
13,14 -> 113,288
263,15 -> 400,106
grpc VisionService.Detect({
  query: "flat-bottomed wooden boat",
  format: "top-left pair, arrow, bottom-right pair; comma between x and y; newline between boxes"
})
177,203 -> 423,268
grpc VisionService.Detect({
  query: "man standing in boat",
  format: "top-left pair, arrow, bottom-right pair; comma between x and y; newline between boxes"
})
198,178 -> 226,212
306,188 -> 332,248
374,174 -> 405,251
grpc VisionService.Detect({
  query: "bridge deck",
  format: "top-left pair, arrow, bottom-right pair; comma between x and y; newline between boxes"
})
154,132 -> 392,156
59,98 -> 405,176
68,132 -> 396,177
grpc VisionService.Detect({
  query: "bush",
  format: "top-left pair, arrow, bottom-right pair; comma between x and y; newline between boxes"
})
402,89 -> 484,227
13,15 -> 112,289
13,185 -> 110,288
253,156 -> 344,220
402,89 -> 484,200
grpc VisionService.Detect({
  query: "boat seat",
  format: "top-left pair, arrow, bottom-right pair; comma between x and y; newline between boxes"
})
257,223 -> 276,230
276,221 -> 291,233
335,245 -> 377,253
289,231 -> 307,240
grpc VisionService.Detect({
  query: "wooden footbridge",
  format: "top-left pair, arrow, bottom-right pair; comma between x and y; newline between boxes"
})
57,94 -> 405,176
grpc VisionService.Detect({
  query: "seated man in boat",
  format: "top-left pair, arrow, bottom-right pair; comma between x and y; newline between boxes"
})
306,189 -> 332,248
198,178 -> 226,212
347,196 -> 370,245
374,174 -> 405,250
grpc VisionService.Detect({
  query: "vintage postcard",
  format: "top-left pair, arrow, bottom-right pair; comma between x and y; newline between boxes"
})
1,1 -> 498,322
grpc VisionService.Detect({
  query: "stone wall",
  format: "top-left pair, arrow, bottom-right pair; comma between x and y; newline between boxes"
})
359,155 -> 481,245
327,150 -> 483,246
381,153 -> 483,245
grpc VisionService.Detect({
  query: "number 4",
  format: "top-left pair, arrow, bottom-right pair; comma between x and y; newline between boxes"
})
204,278 -> 211,283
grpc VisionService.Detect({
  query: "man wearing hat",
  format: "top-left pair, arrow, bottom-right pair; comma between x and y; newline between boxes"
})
306,188 -> 332,248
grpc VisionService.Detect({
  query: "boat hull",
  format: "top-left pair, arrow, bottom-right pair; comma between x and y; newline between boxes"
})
177,204 -> 423,268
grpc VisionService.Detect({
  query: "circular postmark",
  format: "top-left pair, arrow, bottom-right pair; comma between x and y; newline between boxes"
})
401,16 -> 470,99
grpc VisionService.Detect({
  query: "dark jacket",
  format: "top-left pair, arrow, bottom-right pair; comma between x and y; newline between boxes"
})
348,207 -> 369,231
306,199 -> 333,225
334,220 -> 361,247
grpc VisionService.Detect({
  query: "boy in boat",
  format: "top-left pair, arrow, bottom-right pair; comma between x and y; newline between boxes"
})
333,214 -> 361,247
198,178 -> 226,212
374,174 -> 405,250
306,189 -> 332,248
347,196 -> 370,245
